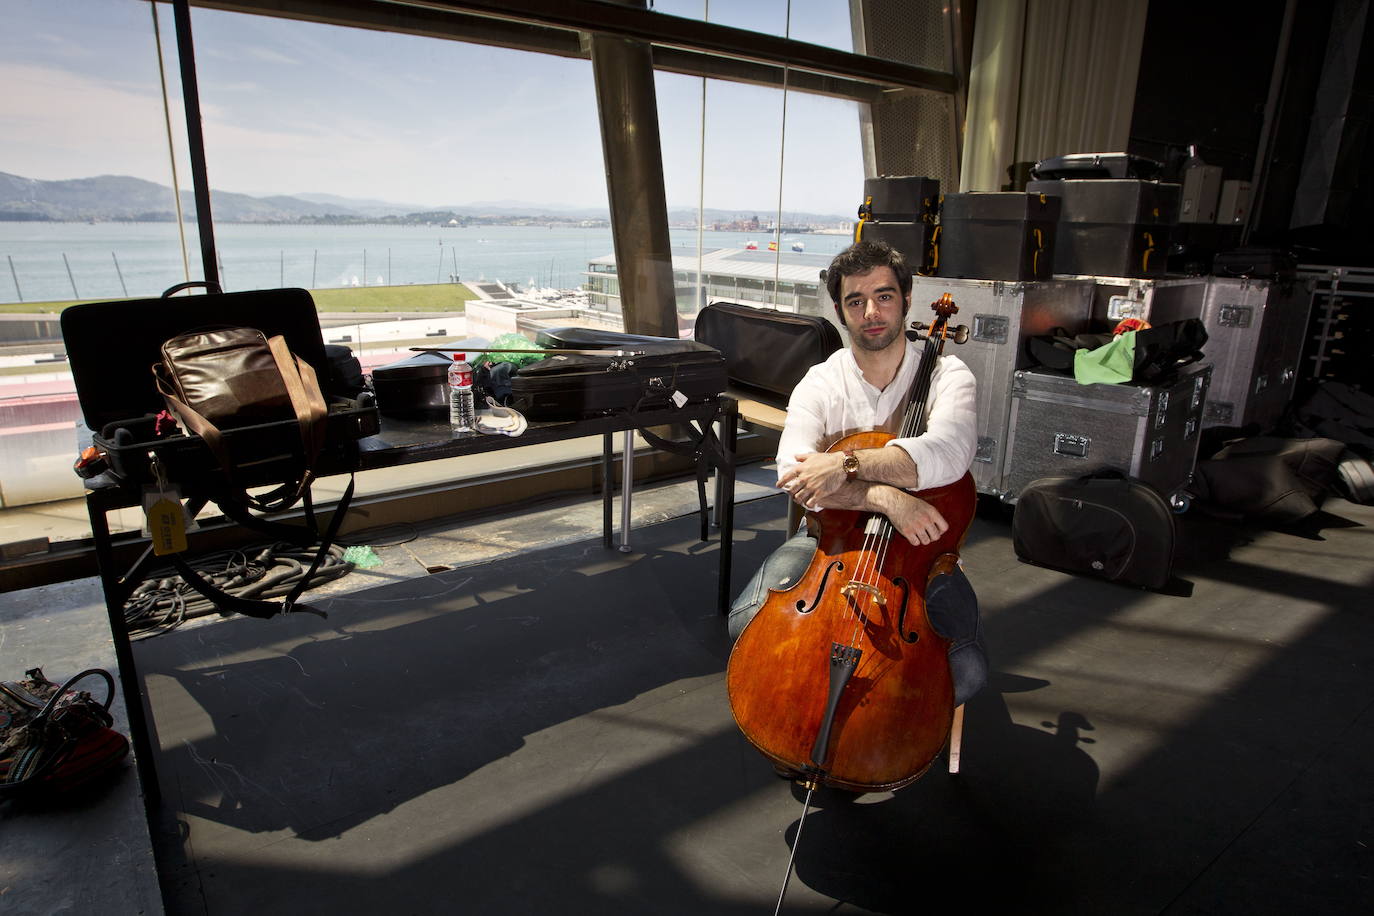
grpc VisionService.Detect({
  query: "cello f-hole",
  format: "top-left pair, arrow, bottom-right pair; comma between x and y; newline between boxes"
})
795,559 -> 844,614
893,577 -> 919,643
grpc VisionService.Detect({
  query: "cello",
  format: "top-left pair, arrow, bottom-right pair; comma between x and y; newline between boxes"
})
725,292 -> 975,904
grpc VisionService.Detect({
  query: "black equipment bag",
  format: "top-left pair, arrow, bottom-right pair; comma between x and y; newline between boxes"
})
62,286 -> 378,491
1012,470 -> 1176,590
936,191 -> 1060,281
324,344 -> 367,397
693,300 -> 842,405
1191,436 -> 1347,523
509,327 -> 726,421
1288,381 -> 1374,451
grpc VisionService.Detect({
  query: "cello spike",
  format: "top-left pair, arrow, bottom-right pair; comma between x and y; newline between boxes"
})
773,781 -> 818,915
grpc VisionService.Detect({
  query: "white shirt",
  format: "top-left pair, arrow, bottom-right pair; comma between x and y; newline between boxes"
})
775,337 -> 978,491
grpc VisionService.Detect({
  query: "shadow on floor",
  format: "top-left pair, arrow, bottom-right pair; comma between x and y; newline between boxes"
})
137,493 -> 1374,915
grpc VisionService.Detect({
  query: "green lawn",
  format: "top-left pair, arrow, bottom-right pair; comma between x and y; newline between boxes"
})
0,282 -> 478,314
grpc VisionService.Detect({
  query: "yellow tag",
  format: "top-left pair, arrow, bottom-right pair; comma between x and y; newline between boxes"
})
146,496 -> 188,556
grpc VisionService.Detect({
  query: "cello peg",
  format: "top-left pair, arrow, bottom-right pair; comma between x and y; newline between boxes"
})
952,325 -> 970,345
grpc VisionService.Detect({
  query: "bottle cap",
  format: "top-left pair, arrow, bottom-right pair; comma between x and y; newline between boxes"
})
452,352 -> 466,362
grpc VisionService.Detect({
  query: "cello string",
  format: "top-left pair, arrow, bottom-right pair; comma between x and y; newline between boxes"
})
839,305 -> 951,648
844,309 -> 947,645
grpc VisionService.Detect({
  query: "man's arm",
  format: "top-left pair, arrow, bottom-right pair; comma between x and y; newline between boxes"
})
777,356 -> 975,546
780,452 -> 946,546
815,479 -> 950,546
781,355 -> 977,500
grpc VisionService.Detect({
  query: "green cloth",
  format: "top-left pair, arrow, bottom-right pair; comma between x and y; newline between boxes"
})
342,545 -> 383,569
473,333 -> 545,369
1073,330 -> 1136,385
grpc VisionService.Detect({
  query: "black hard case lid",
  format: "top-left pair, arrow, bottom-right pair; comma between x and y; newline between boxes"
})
862,176 -> 940,221
940,191 -> 1061,222
1031,153 -> 1163,181
61,287 -> 328,431
1026,179 -> 1181,225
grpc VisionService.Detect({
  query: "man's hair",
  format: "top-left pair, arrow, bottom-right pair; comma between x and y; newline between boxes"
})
823,240 -> 913,313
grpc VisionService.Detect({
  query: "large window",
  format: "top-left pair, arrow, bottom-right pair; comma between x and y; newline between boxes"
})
0,0 -> 957,566
188,9 -> 610,298
656,68 -> 863,320
1,0 -> 195,513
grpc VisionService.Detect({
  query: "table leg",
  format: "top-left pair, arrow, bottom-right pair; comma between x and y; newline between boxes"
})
619,429 -> 633,553
717,401 -> 738,615
87,497 -> 161,810
602,432 -> 613,549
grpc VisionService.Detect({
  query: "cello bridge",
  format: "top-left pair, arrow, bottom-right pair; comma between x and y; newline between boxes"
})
840,581 -> 886,607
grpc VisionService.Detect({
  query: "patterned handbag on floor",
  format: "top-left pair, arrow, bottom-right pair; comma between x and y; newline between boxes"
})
0,667 -> 129,800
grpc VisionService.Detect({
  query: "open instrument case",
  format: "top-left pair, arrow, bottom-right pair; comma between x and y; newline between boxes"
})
61,287 -> 379,493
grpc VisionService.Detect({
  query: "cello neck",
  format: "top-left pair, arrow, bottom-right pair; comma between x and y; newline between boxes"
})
898,293 -> 957,439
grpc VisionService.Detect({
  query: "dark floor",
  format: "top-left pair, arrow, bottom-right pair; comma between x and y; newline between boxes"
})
4,470 -> 1372,914
122,481 -> 1374,915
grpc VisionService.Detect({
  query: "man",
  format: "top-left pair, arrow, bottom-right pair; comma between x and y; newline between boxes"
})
728,239 -> 987,708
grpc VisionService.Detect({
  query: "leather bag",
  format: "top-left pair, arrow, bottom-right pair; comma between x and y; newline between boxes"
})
154,326 -> 328,513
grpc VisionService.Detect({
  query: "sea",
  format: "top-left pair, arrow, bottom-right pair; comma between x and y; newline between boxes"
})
0,222 -> 853,305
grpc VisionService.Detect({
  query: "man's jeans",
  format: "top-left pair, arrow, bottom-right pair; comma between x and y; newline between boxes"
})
728,531 -> 988,707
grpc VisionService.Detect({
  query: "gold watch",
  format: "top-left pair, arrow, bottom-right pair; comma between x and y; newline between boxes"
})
842,449 -> 860,482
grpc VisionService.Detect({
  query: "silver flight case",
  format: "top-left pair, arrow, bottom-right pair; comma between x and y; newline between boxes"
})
1058,275 -> 1211,327
1145,277 -> 1313,430
910,276 -> 1094,497
1063,274 -> 1312,431
1004,364 -> 1212,504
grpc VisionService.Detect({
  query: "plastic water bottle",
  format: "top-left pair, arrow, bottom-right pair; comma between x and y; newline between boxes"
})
448,352 -> 474,432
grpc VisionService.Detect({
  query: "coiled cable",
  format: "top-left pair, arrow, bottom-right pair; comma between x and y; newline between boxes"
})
123,542 -> 353,639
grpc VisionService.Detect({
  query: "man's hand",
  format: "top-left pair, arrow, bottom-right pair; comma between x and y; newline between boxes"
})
832,482 -> 950,546
777,451 -> 848,508
881,493 -> 949,546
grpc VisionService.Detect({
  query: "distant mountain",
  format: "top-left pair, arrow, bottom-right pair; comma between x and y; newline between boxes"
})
0,171 -> 359,222
0,171 -> 850,225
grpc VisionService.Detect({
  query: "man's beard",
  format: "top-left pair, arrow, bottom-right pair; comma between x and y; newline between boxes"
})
850,320 -> 904,352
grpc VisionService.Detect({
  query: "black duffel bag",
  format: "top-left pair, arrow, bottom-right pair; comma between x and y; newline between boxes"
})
694,300 -> 842,404
1013,469 -> 1176,590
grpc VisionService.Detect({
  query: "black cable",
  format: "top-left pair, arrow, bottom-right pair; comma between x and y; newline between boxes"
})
123,542 -> 353,639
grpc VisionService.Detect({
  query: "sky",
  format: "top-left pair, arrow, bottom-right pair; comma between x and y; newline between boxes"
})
1,0 -> 866,218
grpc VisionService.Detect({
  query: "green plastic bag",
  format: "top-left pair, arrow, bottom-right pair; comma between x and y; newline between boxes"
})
473,333 -> 545,370
1073,331 -> 1136,385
